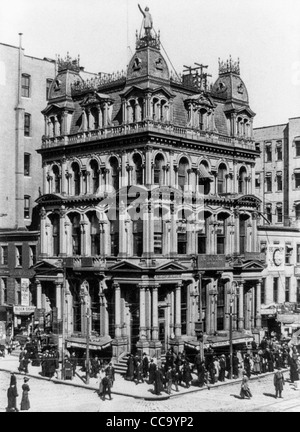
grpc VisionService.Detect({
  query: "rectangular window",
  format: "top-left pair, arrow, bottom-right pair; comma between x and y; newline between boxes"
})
217,282 -> 225,331
255,174 -> 260,188
266,176 -> 272,192
255,143 -> 260,152
239,217 -> 247,254
273,277 -> 278,303
297,244 -> 300,264
295,173 -> 300,189
15,246 -> 22,267
297,280 -> 300,304
1,278 -> 7,304
0,246 -> 8,266
24,196 -> 30,219
132,220 -> 143,257
265,145 -> 272,162
277,206 -> 283,223
24,113 -> 31,137
285,243 -> 292,264
154,215 -> 163,254
277,174 -> 282,191
266,206 -> 272,224
285,277 -> 290,302
110,220 -> 119,257
217,218 -> 225,254
21,74 -> 30,98
16,279 -> 21,305
177,233 -> 187,254
295,141 -> 300,157
46,78 -> 53,100
24,153 -> 30,176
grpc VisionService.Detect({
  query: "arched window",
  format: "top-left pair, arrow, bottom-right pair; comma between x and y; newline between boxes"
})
197,212 -> 210,254
71,162 -> 80,196
198,161 -> 212,195
154,206 -> 163,255
178,157 -> 189,191
217,213 -> 228,254
133,219 -> 143,256
199,108 -> 207,130
88,213 -> 100,255
161,99 -> 168,122
154,154 -> 164,185
53,165 -> 60,193
238,166 -> 247,194
152,97 -> 159,121
109,157 -> 119,192
217,164 -> 227,194
110,218 -> 119,257
50,214 -> 60,257
128,99 -> 135,123
90,160 -> 99,194
70,214 -> 81,255
133,153 -> 143,185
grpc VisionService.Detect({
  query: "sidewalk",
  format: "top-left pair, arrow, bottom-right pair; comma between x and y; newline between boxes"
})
0,355 -> 289,401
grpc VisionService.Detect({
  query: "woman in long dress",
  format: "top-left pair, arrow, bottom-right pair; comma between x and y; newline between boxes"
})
6,373 -> 19,412
240,372 -> 252,399
20,377 -> 30,411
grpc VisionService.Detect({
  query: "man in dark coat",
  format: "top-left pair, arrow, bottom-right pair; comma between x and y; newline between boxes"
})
197,361 -> 206,387
219,355 -> 226,382
232,353 -> 239,379
148,359 -> 156,384
182,360 -> 192,388
70,351 -> 77,377
126,354 -> 135,381
105,362 -> 115,388
101,374 -> 112,400
166,348 -> 174,369
154,367 -> 164,395
171,365 -> 179,392
274,367 -> 285,398
134,360 -> 144,384
142,353 -> 149,379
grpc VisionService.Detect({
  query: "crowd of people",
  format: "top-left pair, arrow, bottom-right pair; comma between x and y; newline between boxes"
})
122,336 -> 300,396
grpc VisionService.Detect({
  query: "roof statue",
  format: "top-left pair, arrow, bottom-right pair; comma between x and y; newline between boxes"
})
138,4 -> 153,37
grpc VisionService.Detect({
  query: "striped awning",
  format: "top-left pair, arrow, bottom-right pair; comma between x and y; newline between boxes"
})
198,164 -> 214,181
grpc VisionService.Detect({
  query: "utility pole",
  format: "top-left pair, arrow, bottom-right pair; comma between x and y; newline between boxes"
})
229,297 -> 233,379
61,260 -> 66,380
86,307 -> 90,385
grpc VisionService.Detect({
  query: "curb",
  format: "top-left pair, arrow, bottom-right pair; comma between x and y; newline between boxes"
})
0,365 -> 290,402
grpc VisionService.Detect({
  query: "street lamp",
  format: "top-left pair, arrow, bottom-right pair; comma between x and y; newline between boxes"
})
80,288 -> 90,385
229,282 -> 236,380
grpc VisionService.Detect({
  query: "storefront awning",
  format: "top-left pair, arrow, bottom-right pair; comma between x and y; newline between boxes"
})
65,335 -> 112,351
13,306 -> 36,316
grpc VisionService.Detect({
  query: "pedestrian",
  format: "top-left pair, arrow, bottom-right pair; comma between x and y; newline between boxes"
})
154,367 -> 164,395
240,372 -> 252,399
274,367 -> 285,398
148,358 -> 156,384
197,361 -> 206,387
232,353 -> 239,379
6,373 -> 19,412
125,354 -> 135,381
20,377 -> 30,411
171,365 -> 180,392
134,360 -> 144,385
105,362 -> 115,388
142,352 -> 149,379
101,374 -> 112,401
289,356 -> 299,383
182,360 -> 192,388
165,366 -> 173,394
253,352 -> 261,374
97,366 -> 106,398
219,355 -> 226,382
70,351 -> 77,377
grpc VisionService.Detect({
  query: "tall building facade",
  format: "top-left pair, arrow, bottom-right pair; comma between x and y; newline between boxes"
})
254,119 -> 300,337
0,38 -> 56,338
33,18 -> 265,359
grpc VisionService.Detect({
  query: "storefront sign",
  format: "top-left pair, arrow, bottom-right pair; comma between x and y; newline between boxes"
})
13,306 -> 36,315
21,278 -> 30,306
197,254 -> 226,269
210,337 -> 253,348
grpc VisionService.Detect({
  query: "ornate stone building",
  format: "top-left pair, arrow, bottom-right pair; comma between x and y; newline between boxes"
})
33,16 -> 266,360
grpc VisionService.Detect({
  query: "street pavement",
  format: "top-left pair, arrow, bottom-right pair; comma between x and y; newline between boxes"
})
0,354 -> 300,412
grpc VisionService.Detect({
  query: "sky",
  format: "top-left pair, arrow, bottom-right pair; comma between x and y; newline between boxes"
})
0,0 -> 300,128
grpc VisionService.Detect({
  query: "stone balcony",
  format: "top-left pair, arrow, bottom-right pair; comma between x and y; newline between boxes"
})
41,120 -> 255,151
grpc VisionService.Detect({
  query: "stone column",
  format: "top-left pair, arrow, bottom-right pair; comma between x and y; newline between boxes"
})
175,282 -> 182,339
36,280 -> 42,309
256,280 -> 262,329
55,282 -> 62,320
139,285 -> 147,340
238,282 -> 244,331
40,207 -> 47,258
170,203 -> 177,257
234,209 -> 240,254
251,287 -> 255,329
146,287 -> 151,340
113,282 -> 122,338
59,205 -> 67,256
152,285 -> 159,340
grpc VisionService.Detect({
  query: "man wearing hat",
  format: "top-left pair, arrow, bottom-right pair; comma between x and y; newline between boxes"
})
6,373 -> 19,412
274,367 -> 285,398
20,377 -> 30,410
